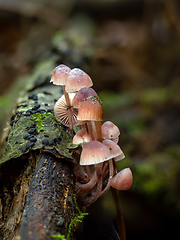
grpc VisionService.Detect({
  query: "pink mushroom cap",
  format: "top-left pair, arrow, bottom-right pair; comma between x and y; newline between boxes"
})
72,87 -> 99,109
80,140 -> 112,165
73,129 -> 91,145
77,99 -> 103,121
111,168 -> 133,190
65,68 -> 93,93
50,64 -> 71,85
101,121 -> 120,140
102,139 -> 123,159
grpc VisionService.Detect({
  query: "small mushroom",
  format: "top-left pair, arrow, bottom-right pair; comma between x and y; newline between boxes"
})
50,64 -> 71,85
101,121 -> 120,143
111,168 -> 133,190
50,64 -> 74,131
65,68 -> 93,93
73,129 -> 91,146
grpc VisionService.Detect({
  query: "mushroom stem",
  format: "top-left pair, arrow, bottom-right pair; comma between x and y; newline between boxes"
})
95,121 -> 102,142
87,121 -> 96,140
63,85 -> 73,131
74,163 -> 88,182
87,121 -> 102,142
113,158 -> 119,174
111,187 -> 126,240
76,171 -> 97,196
80,142 -> 91,180
102,161 -> 109,176
85,165 -> 91,180
100,159 -> 114,196
94,162 -> 103,198
80,124 -> 87,131
79,163 -> 103,206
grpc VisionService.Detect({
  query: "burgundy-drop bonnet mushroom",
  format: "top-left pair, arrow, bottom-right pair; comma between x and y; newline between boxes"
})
111,168 -> 133,190
51,64 -> 133,208
65,68 -> 93,93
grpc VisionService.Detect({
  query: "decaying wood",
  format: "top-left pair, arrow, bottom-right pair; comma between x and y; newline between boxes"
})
17,152 -> 76,240
0,70 -> 81,239
0,151 -> 77,240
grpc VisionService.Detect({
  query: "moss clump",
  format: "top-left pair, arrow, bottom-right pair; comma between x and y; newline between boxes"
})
33,112 -> 62,132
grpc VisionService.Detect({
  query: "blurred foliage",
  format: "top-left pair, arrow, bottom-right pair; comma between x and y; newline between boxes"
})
0,95 -> 11,119
133,146 -> 180,199
1,0 -> 180,239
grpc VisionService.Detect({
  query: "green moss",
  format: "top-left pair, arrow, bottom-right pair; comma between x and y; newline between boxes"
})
1,111 -> 78,164
33,112 -> 63,132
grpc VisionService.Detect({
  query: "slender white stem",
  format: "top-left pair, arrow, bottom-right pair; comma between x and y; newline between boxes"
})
87,121 -> 96,140
100,159 -> 114,196
95,121 -> 102,142
78,163 -> 103,206
85,165 -> 91,180
62,85 -> 73,131
76,171 -> 97,196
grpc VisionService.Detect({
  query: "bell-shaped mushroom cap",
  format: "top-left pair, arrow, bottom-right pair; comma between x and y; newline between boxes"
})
80,140 -> 112,165
54,93 -> 78,127
50,64 -> 71,85
72,87 -> 99,109
111,168 -> 133,190
65,68 -> 93,93
101,121 -> 120,140
77,99 -> 103,121
73,129 -> 91,145
102,139 -> 122,159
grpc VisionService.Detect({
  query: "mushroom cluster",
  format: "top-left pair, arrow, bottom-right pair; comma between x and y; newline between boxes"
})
50,64 -> 133,206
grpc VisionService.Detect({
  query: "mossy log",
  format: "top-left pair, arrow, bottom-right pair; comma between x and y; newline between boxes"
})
0,73 -> 81,240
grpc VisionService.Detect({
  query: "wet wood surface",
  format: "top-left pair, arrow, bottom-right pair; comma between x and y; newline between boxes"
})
0,151 -> 77,240
0,74 -> 79,239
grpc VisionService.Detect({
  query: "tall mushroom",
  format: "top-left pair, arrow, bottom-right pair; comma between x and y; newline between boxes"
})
77,98 -> 103,142
72,87 -> 100,131
111,168 -> 133,190
50,64 -> 74,131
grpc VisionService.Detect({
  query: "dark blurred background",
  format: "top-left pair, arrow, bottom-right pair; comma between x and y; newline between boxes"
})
0,0 -> 180,239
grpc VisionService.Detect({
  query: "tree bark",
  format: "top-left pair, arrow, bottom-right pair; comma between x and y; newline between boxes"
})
0,72 -> 80,239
